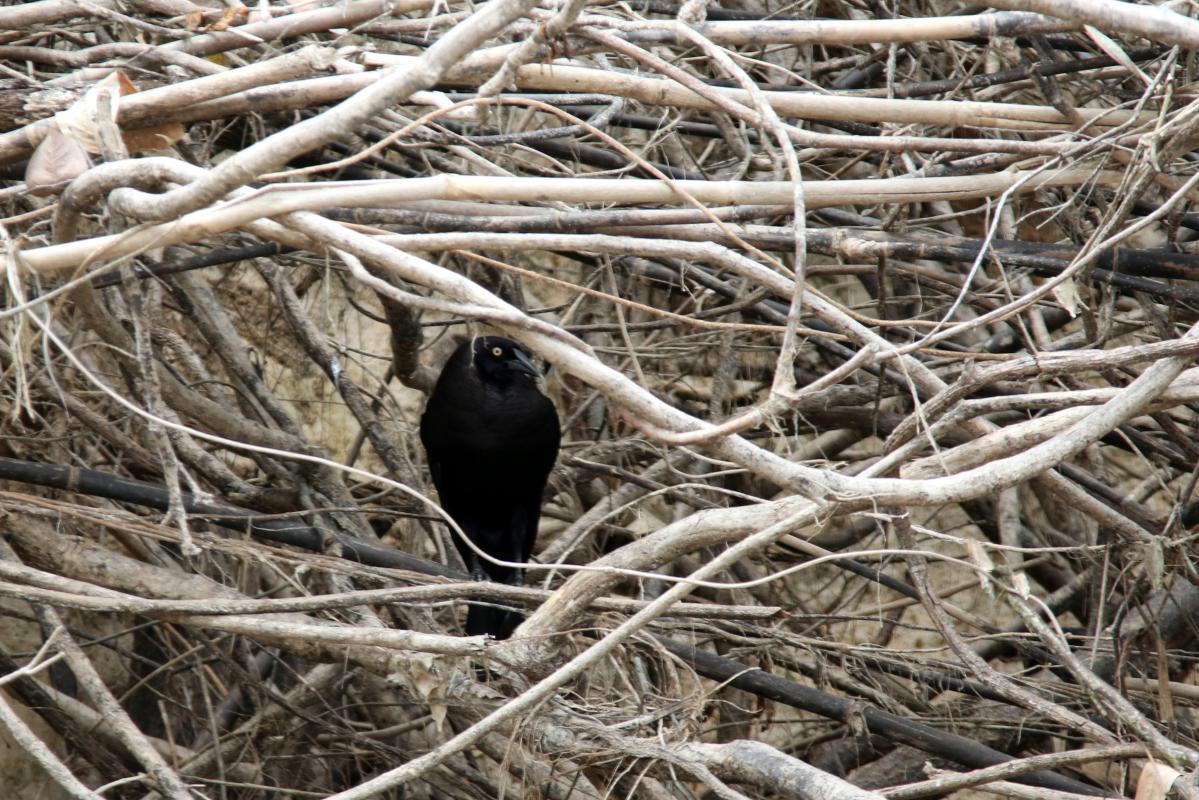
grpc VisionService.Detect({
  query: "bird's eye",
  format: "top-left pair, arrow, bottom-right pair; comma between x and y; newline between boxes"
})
491,346 -> 503,357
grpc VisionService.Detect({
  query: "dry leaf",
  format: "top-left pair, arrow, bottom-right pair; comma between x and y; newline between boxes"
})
185,6 -> 249,32
209,6 -> 250,31
966,539 -> 994,599
53,71 -> 125,155
428,701 -> 447,730
27,70 -> 184,194
1085,25 -> 1152,87
399,652 -> 446,733
1135,762 -> 1181,800
112,71 -> 136,97
1051,277 -> 1081,317
25,127 -> 91,196
1143,537 -> 1165,593
121,122 -> 187,152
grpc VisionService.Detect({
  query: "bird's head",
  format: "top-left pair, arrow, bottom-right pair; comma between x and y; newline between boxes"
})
471,336 -> 542,385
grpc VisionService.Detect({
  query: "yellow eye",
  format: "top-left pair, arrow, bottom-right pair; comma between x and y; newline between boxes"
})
491,346 -> 503,357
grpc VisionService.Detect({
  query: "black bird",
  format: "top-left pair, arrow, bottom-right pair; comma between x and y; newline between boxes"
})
420,336 -> 560,639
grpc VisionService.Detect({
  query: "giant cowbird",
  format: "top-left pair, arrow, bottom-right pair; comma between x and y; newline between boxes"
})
420,336 -> 560,638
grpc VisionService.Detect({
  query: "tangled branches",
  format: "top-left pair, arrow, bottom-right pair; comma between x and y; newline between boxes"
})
3,0 -> 1199,797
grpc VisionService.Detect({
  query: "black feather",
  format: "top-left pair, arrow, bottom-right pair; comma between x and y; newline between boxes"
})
419,336 -> 560,639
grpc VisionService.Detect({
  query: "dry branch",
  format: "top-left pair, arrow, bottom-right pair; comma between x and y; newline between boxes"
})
3,0 -> 1199,797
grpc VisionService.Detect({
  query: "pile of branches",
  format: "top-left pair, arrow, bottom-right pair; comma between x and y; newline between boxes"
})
3,0 -> 1199,797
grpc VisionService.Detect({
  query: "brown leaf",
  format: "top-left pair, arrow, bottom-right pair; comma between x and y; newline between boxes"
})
185,6 -> 249,32
113,71 -> 137,97
25,127 -> 91,196
208,6 -> 250,31
1135,762 -> 1180,800
121,122 -> 186,153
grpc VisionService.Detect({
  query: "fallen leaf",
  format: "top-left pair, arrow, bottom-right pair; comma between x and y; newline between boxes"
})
1135,762 -> 1181,800
1051,277 -> 1080,317
121,122 -> 187,152
25,127 -> 91,196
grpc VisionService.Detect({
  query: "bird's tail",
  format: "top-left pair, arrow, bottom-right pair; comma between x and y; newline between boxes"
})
466,603 -> 524,640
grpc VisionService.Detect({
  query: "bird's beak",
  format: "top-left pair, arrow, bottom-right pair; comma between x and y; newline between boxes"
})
510,348 -> 541,378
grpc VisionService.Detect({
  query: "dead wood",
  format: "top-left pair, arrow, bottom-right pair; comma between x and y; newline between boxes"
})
2,0 -> 1199,797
